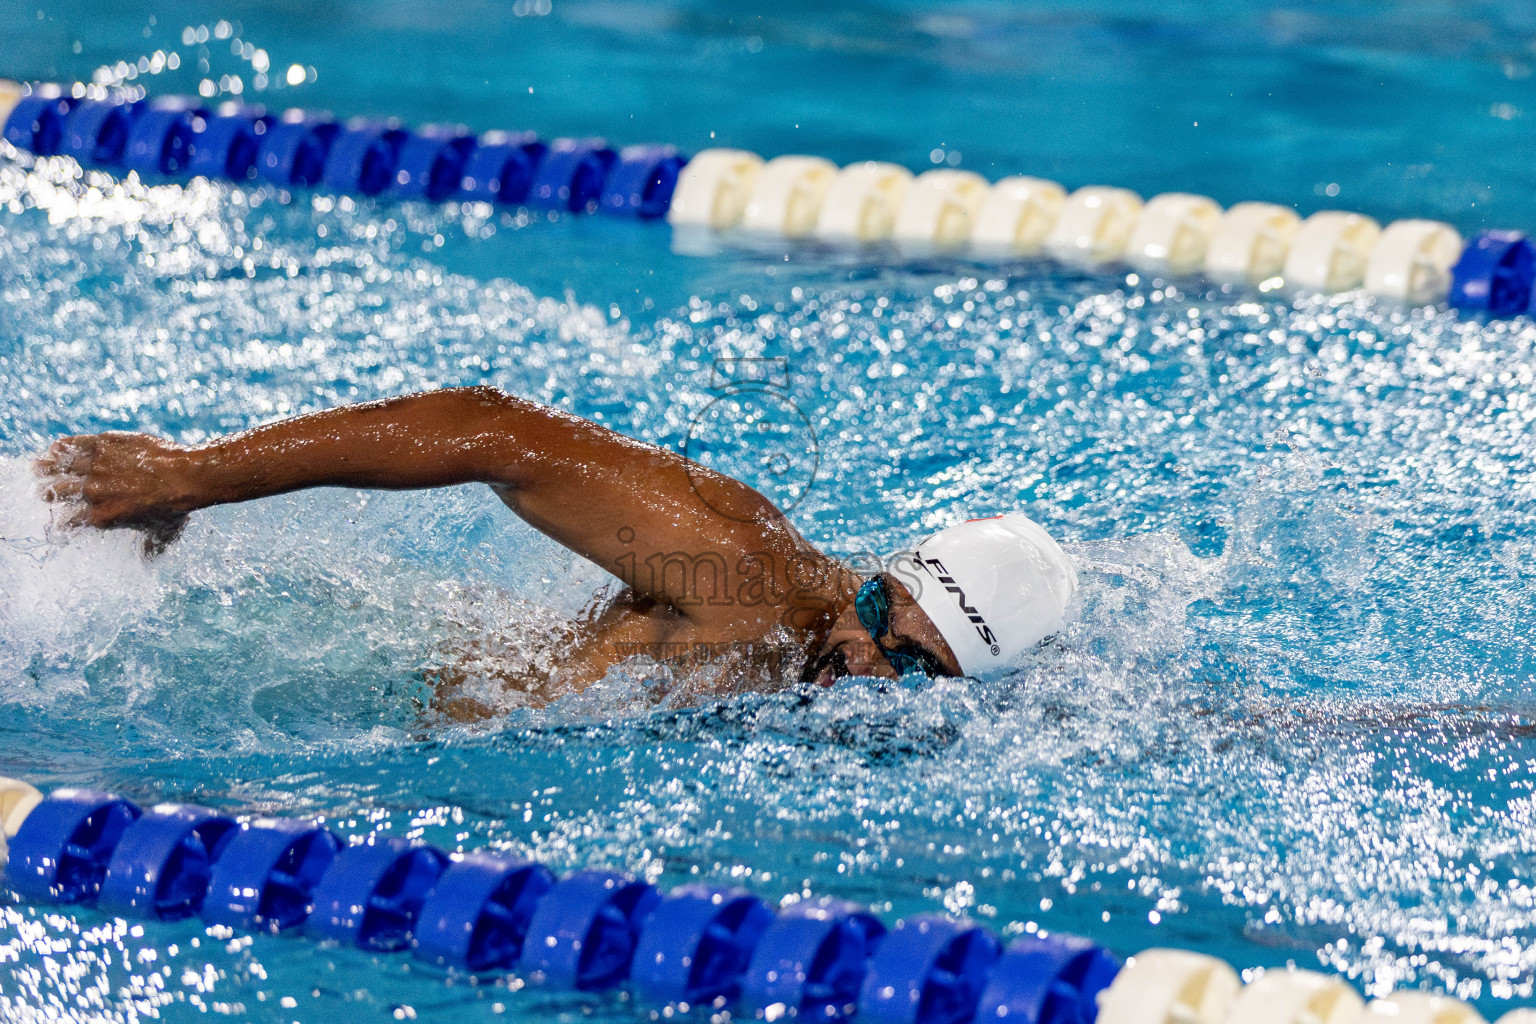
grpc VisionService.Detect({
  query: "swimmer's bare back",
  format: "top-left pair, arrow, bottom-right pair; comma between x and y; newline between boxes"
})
34,387 -> 862,713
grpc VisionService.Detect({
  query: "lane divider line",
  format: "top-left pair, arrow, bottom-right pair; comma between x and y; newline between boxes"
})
3,81 -> 1529,317
0,778 -> 1524,1023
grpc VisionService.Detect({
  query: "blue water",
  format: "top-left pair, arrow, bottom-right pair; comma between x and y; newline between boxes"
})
3,1 -> 1536,1021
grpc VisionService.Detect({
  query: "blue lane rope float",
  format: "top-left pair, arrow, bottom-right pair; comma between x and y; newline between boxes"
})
860,916 -> 999,1024
0,779 -> 1527,1024
96,803 -> 236,921
256,108 -> 339,187
413,851 -> 553,972
393,124 -> 478,202
4,79 -> 1536,321
6,787 -> 141,905
321,116 -> 411,196
520,868 -> 663,990
59,95 -> 139,165
3,83 -> 73,154
122,95 -> 204,176
1448,230 -> 1536,317
630,883 -> 775,1006
604,144 -> 688,218
202,815 -> 341,933
307,834 -> 449,950
977,932 -> 1120,1024
742,896 -> 886,1020
528,135 -> 618,212
459,129 -> 546,204
184,103 -> 269,179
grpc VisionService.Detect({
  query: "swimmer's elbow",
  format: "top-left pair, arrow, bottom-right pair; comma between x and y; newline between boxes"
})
448,386 -> 565,426
446,384 -> 519,409
438,386 -> 543,441
434,386 -> 596,489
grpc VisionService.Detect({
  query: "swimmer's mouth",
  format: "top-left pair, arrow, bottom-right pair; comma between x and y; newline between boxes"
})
800,644 -> 849,687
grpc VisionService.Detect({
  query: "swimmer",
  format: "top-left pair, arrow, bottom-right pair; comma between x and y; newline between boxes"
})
33,387 -> 1076,714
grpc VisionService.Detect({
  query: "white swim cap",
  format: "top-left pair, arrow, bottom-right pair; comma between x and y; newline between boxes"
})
890,513 -> 1078,677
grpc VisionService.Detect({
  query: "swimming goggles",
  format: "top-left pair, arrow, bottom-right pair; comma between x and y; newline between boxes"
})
854,574 -> 947,678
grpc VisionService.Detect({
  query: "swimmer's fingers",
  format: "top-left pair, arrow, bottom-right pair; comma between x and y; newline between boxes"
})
35,445 -> 93,527
40,474 -> 85,503
138,514 -> 188,557
33,435 -> 97,481
43,490 -> 187,551
40,482 -> 93,532
36,437 -> 100,524
36,470 -> 125,529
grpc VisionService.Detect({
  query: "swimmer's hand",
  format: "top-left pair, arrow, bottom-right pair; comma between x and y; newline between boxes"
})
34,432 -> 195,549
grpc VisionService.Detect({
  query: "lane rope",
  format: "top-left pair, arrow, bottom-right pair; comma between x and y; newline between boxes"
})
0,778 -> 1520,1023
0,81 -> 1529,317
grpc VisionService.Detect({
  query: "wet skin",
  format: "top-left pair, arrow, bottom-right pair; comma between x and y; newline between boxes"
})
34,386 -> 961,715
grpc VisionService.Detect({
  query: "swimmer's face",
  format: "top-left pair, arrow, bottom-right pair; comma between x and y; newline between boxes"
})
809,575 -> 963,686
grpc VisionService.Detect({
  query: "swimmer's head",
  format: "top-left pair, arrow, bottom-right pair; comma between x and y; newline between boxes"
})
802,512 -> 1077,685
889,513 -> 1077,677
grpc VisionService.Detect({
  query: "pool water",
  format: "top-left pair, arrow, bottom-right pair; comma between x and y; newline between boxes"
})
3,1 -> 1536,1021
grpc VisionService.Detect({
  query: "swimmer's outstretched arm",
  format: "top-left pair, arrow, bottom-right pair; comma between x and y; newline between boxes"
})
36,387 -> 826,624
